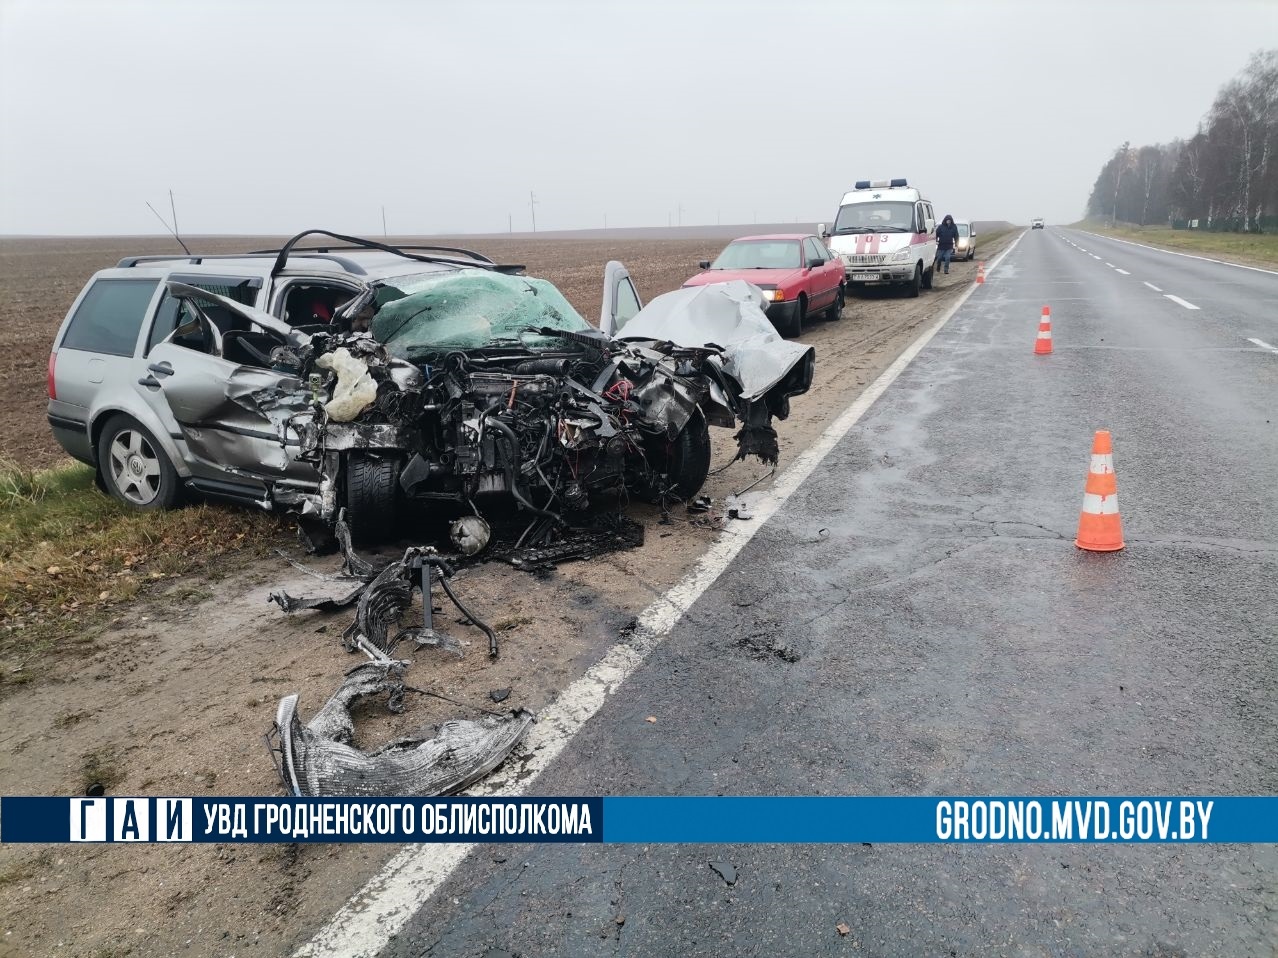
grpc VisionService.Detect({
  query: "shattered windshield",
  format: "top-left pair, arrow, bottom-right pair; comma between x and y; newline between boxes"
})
371,269 -> 590,357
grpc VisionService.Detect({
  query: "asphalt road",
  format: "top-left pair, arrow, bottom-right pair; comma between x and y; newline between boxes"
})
374,229 -> 1278,957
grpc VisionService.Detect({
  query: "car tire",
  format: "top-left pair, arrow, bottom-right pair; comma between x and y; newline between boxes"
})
97,415 -> 182,511
641,408 -> 712,504
345,451 -> 401,543
921,265 -> 934,290
825,286 -> 845,321
907,263 -> 922,298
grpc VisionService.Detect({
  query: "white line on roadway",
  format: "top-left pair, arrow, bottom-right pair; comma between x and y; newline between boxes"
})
1115,269 -> 1130,275
1078,229 -> 1278,276
1164,294 -> 1200,310
1091,254 -> 1102,260
1105,262 -> 1115,267
292,216 -> 1034,958
1143,282 -> 1162,291
1248,337 -> 1278,354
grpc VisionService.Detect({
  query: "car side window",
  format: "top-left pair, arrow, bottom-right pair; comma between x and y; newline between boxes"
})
60,279 -> 158,357
147,279 -> 258,355
613,277 -> 642,333
802,238 -> 824,264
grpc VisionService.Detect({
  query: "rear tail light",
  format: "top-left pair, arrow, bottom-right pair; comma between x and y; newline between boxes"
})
47,351 -> 57,400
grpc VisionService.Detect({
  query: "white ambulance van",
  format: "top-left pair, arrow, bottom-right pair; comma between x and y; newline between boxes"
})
823,179 -> 937,296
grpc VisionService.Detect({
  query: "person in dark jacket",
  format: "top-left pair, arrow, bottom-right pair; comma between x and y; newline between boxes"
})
935,214 -> 960,275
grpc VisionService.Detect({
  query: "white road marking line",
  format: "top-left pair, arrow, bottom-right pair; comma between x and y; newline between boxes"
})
1164,294 -> 1200,310
1143,282 -> 1162,291
1115,269 -> 1130,275
1248,337 -> 1278,354
292,228 -> 1034,958
1091,255 -> 1102,260
1105,262 -> 1115,267
1077,229 -> 1278,276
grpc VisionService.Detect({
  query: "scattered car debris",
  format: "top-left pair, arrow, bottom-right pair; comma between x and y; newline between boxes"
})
709,861 -> 738,886
836,922 -> 851,937
489,688 -> 512,704
267,658 -> 534,798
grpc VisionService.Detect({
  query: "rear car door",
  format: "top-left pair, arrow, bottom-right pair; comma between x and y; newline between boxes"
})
50,276 -> 162,463
140,284 -> 315,484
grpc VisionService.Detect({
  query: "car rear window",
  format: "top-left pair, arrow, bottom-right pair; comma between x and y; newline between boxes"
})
60,278 -> 158,357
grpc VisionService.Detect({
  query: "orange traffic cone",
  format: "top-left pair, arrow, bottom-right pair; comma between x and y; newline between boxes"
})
1034,306 -> 1053,355
1075,430 -> 1125,552
976,262 -> 986,284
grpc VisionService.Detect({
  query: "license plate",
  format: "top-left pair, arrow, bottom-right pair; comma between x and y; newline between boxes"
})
852,273 -> 880,282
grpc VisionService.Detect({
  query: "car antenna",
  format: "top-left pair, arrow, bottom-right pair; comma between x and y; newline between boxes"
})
145,190 -> 191,255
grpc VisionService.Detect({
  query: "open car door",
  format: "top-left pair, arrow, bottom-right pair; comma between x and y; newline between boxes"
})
599,261 -> 643,337
139,283 -> 315,482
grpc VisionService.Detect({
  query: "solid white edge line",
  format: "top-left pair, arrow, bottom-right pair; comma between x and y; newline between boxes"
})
292,232 -> 1031,958
1076,229 -> 1278,276
1143,282 -> 1161,291
1164,294 -> 1201,310
1247,337 -> 1278,355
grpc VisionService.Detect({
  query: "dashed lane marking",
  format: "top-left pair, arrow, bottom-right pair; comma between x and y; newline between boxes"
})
1247,337 -> 1278,355
1164,294 -> 1200,310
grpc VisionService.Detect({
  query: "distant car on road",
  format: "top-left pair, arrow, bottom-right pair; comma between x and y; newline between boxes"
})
1031,218 -> 1045,230
681,233 -> 844,338
954,221 -> 976,260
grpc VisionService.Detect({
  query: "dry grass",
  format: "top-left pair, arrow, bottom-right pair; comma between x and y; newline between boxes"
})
1075,221 -> 1278,267
0,458 -> 287,685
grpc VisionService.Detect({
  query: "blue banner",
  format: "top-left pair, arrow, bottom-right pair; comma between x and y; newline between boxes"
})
1,797 -> 601,844
2,796 -> 1275,844
602,797 -> 1276,843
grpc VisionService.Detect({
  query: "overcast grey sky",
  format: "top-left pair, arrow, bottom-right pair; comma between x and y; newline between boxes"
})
2,0 -> 1275,235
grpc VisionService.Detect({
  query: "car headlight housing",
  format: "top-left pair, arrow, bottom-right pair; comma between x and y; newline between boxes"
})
892,247 -> 914,261
759,287 -> 785,302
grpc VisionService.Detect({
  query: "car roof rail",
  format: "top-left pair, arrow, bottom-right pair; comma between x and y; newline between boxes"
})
263,229 -> 522,277
116,230 -> 525,275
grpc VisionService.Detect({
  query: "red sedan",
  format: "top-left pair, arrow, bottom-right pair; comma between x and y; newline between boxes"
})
681,233 -> 845,337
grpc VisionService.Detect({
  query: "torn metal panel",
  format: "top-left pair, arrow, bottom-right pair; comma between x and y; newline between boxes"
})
269,664 -> 534,798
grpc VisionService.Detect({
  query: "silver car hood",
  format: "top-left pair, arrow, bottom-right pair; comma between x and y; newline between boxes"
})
616,281 -> 814,401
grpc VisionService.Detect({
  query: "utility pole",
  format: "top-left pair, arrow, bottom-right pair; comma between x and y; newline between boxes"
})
529,191 -> 538,233
169,190 -> 179,239
677,202 -> 684,227
604,213 -> 608,230
381,206 -> 387,238
508,213 -> 512,234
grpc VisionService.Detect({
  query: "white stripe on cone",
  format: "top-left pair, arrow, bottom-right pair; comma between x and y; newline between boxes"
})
1081,492 -> 1119,514
1088,454 -> 1114,473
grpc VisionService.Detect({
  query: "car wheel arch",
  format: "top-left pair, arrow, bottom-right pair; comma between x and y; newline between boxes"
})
90,404 -> 191,478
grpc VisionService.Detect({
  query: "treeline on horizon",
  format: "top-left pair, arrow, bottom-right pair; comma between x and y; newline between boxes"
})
1086,50 -> 1277,232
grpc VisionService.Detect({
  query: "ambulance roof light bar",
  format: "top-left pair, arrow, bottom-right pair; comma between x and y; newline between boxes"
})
853,178 -> 909,189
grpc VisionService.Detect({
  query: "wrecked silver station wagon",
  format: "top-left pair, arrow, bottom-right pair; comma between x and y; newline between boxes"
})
48,231 -> 814,543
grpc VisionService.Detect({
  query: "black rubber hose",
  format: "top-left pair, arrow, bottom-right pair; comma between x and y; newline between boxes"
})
436,571 -> 499,658
482,412 -> 561,523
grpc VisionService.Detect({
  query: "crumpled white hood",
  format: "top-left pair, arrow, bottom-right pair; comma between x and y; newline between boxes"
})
617,281 -> 814,401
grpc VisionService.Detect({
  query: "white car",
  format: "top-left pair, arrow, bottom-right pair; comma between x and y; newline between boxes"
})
1031,218 -> 1045,230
